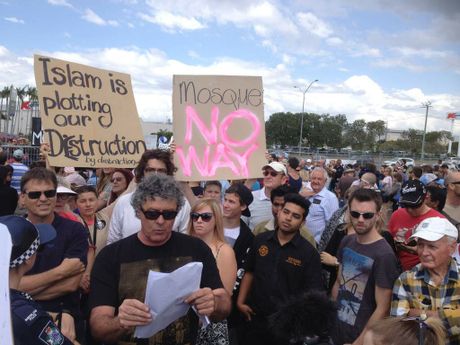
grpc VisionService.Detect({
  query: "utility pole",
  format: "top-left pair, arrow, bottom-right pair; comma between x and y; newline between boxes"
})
294,79 -> 318,156
421,101 -> 431,161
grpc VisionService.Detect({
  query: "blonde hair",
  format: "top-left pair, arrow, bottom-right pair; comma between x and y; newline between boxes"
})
187,198 -> 225,243
367,316 -> 446,345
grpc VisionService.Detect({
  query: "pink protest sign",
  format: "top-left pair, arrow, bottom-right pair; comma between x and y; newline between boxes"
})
173,75 -> 267,181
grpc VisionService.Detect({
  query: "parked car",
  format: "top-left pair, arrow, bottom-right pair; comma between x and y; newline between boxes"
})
383,157 -> 415,167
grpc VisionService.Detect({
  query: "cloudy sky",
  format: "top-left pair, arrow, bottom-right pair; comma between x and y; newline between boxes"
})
1,0 -> 459,135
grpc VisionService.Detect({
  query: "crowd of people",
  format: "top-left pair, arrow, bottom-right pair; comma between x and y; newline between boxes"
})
1,146 -> 459,345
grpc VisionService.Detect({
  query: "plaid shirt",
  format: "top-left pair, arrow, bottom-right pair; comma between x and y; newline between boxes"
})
391,259 -> 460,345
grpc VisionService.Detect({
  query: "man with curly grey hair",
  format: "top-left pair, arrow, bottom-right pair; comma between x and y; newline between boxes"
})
89,174 -> 231,345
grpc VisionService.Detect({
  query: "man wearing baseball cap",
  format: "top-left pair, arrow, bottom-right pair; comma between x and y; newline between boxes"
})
391,217 -> 460,345
388,179 -> 445,271
9,148 -> 29,194
2,215 -> 73,344
245,162 -> 288,229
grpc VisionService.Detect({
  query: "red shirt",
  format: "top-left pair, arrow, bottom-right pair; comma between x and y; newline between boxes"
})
388,207 -> 444,271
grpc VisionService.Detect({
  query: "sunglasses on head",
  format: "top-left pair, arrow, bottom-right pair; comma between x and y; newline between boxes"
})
263,170 -> 280,177
140,208 -> 178,220
350,211 -> 375,219
26,189 -> 57,199
190,212 -> 213,222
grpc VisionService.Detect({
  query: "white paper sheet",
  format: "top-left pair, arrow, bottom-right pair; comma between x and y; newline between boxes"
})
134,261 -> 204,338
0,225 -> 14,345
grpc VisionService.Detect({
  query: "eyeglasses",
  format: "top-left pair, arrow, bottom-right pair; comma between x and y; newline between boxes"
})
190,212 -> 213,222
140,208 -> 178,220
263,170 -> 280,177
57,194 -> 71,200
144,167 -> 168,175
25,189 -> 57,199
111,177 -> 124,183
350,211 -> 375,219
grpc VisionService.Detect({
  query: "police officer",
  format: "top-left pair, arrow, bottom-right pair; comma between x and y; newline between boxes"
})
1,215 -> 73,345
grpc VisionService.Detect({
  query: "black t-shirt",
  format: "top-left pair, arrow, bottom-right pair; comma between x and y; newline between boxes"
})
244,230 -> 323,316
89,231 -> 223,345
0,184 -> 18,216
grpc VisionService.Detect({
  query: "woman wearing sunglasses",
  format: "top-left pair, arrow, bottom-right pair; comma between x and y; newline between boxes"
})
187,198 -> 237,345
107,168 -> 133,206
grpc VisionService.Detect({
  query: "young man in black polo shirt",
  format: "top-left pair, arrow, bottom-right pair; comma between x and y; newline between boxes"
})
236,193 -> 323,345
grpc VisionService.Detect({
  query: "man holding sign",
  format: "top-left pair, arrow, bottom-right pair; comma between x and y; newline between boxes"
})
89,174 -> 231,344
172,75 -> 267,182
34,55 -> 146,169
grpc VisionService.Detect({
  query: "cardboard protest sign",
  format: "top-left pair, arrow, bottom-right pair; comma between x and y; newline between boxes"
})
173,75 -> 267,181
34,55 -> 146,168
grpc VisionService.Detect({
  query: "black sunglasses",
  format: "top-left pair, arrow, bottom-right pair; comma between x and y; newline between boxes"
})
263,170 -> 280,177
140,208 -> 178,220
190,212 -> 213,222
350,211 -> 375,219
26,189 -> 57,199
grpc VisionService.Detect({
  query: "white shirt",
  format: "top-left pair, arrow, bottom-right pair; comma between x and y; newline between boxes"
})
107,191 -> 191,245
306,187 -> 339,243
224,226 -> 240,247
245,187 -> 272,230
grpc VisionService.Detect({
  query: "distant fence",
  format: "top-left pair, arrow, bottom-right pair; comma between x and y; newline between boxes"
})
1,145 -> 41,165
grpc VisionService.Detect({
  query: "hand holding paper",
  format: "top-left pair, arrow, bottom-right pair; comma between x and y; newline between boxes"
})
118,299 -> 153,329
185,287 -> 215,317
134,262 -> 204,339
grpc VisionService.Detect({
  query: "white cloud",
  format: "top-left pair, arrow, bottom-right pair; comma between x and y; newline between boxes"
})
4,16 -> 24,24
326,37 -> 343,46
138,11 -> 206,31
47,0 -> 73,8
1,47 -> 458,134
296,12 -> 333,38
82,8 -> 119,26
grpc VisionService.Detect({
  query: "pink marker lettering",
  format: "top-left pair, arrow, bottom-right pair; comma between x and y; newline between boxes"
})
228,143 -> 259,177
208,143 -> 240,176
175,145 -> 210,176
219,109 -> 261,147
184,106 -> 219,145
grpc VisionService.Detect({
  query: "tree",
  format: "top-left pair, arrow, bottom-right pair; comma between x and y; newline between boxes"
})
322,114 -> 347,148
265,112 -> 300,147
156,128 -> 173,140
343,119 -> 367,150
366,120 -> 386,150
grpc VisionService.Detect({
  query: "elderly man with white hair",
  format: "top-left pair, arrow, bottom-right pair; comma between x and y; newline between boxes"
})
301,167 -> 339,243
391,217 -> 460,345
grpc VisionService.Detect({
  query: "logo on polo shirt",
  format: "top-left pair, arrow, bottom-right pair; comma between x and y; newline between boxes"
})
286,256 -> 302,266
258,245 -> 268,257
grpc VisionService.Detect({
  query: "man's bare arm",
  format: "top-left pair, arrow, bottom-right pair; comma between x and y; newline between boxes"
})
33,273 -> 84,300
90,300 -> 152,343
210,288 -> 231,321
19,258 -> 85,296
331,265 -> 342,301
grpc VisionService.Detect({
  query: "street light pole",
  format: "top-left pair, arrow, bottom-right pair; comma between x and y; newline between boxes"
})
295,79 -> 318,156
421,101 -> 431,161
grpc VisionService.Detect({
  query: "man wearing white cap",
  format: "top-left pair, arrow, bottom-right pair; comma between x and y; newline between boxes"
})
9,148 -> 29,193
246,162 -> 288,230
391,217 -> 460,345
